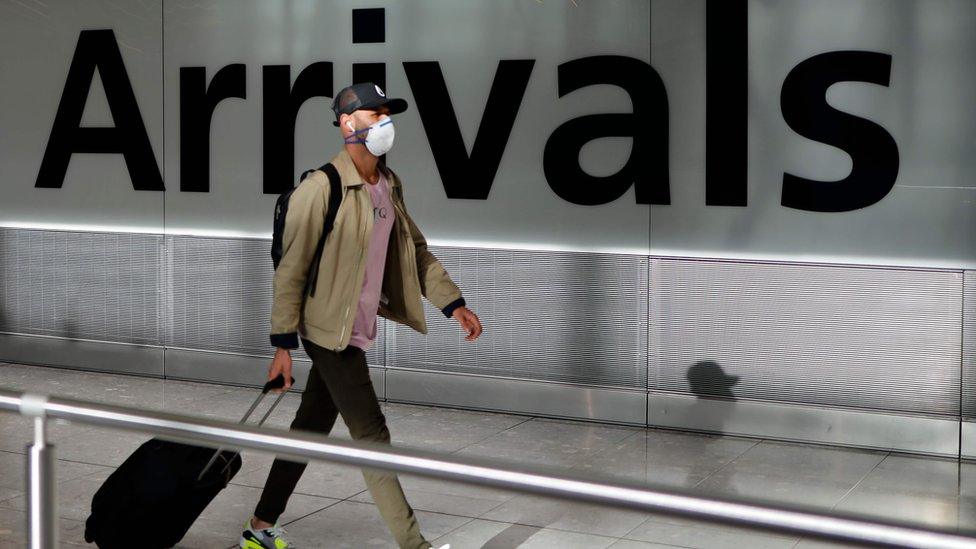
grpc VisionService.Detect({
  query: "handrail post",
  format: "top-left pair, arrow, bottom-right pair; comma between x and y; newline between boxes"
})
22,395 -> 57,549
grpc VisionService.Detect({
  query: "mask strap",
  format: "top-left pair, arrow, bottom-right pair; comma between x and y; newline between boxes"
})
344,125 -> 370,144
343,118 -> 390,144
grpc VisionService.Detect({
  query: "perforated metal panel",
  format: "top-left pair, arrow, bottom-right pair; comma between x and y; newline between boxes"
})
3,225 -> 971,440
390,246 -> 649,389
0,228 -> 162,345
165,235 -> 385,365
650,258 -> 963,417
963,271 -> 976,419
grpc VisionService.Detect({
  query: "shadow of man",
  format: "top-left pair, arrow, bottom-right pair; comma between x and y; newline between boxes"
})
684,361 -> 742,500
687,360 -> 739,401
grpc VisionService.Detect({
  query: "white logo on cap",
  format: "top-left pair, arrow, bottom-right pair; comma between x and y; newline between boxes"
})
375,85 -> 385,97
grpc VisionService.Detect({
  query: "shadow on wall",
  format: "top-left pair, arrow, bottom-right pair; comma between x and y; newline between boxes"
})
685,361 -> 743,497
684,360 -> 740,435
686,360 -> 740,400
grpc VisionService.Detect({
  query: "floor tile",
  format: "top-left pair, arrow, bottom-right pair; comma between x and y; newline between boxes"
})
480,494 -> 648,538
955,496 -> 976,533
402,406 -> 528,431
431,518 -> 619,549
0,451 -> 109,491
694,468 -> 858,509
830,454 -> 967,529
0,452 -> 111,511
718,441 -> 886,484
847,454 -> 961,497
53,427 -> 153,467
388,415 -> 511,452
625,515 -> 798,549
282,500 -> 470,548
351,476 -> 511,518
231,451 -> 368,500
573,429 -> 758,489
609,540 -> 686,549
175,515 -> 243,548
195,482 -> 338,526
0,468 -> 113,521
379,401 -> 432,420
391,474 -> 516,513
833,489 -> 959,529
455,418 -> 637,469
430,519 -> 532,548
0,415 -> 96,454
793,540 -> 862,548
0,488 -> 19,505
0,505 -> 89,547
513,526 -> 618,548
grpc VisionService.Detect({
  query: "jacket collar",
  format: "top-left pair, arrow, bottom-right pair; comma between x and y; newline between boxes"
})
330,149 -> 402,189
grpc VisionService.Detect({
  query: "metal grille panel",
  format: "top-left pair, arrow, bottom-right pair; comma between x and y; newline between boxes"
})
390,246 -> 649,389
0,228 -> 162,345
166,235 -> 385,365
650,258 -> 963,417
1,227 -> 968,425
963,271 -> 976,419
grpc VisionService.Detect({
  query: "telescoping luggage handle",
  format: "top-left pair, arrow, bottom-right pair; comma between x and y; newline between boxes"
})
197,374 -> 296,481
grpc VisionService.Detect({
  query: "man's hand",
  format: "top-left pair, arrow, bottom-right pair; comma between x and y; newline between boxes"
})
452,306 -> 483,341
268,347 -> 294,393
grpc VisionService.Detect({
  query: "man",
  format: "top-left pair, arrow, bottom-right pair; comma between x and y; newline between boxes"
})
240,83 -> 483,549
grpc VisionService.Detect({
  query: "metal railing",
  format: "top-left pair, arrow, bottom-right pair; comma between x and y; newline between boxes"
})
1,388 -> 975,549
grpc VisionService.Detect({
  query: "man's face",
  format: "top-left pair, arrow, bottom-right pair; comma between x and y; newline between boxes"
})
343,106 -> 391,137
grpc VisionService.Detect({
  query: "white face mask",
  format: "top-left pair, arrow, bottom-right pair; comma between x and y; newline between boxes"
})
345,116 -> 395,156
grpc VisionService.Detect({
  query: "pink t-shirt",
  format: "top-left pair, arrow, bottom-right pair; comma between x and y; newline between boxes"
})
348,173 -> 394,351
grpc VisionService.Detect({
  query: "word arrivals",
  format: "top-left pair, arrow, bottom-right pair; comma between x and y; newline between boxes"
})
37,12 -> 897,214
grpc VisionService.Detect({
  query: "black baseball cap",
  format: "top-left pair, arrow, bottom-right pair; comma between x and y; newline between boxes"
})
331,83 -> 408,126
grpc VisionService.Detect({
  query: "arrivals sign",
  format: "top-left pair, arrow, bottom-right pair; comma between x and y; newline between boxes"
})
1,1 -> 973,267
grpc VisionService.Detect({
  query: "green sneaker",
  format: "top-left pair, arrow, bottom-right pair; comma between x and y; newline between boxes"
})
240,518 -> 295,549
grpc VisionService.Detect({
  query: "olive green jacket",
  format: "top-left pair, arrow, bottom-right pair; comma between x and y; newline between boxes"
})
270,150 -> 465,351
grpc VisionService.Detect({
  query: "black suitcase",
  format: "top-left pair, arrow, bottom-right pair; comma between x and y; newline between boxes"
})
84,375 -> 293,548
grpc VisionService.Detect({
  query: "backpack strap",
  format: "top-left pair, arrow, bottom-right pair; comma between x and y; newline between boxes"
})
321,163 -> 342,236
306,163 -> 342,298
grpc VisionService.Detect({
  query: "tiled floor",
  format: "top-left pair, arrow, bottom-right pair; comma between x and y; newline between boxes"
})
0,362 -> 974,548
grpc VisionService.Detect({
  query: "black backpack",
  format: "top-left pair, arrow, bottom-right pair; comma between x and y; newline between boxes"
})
271,163 -> 342,298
